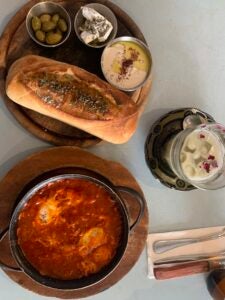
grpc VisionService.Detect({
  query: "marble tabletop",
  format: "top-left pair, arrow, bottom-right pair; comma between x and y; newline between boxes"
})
1,0 -> 225,299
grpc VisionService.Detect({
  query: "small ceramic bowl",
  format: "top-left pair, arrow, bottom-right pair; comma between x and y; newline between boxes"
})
101,36 -> 152,92
74,3 -> 118,48
26,2 -> 71,48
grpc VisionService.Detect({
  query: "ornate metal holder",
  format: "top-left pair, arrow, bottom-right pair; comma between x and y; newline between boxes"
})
145,108 -> 215,191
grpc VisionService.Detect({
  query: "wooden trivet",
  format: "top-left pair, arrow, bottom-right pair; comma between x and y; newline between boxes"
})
207,270 -> 225,300
0,0 -> 152,147
0,146 -> 148,298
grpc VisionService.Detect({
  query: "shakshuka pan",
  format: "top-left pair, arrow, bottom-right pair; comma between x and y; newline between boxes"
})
17,178 -> 122,280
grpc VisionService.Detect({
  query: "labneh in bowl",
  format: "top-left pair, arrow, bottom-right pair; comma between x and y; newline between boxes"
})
101,36 -> 152,92
74,3 -> 118,48
26,2 -> 71,48
1,168 -> 144,290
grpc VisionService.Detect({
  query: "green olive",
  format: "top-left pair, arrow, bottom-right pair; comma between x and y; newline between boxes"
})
42,21 -> 56,32
35,30 -> 46,42
31,16 -> 41,31
40,14 -> 51,23
52,14 -> 60,24
57,18 -> 68,32
55,28 -> 63,35
46,31 -> 63,45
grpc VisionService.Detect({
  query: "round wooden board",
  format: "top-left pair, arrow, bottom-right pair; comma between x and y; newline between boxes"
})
0,0 -> 152,147
0,147 -> 148,298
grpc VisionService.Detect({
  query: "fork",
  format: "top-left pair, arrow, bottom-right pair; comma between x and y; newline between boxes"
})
153,227 -> 225,254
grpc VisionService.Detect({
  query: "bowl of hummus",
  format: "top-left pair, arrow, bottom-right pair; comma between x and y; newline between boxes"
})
101,36 -> 152,91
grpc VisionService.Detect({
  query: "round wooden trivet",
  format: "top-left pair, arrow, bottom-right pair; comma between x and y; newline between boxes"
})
145,108 -> 214,191
207,270 -> 225,300
0,146 -> 148,298
0,0 -> 152,147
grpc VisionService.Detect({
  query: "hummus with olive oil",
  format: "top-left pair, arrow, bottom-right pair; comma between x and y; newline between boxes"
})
102,41 -> 150,90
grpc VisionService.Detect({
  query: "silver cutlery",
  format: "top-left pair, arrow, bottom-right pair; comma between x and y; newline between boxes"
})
154,250 -> 225,266
153,227 -> 225,254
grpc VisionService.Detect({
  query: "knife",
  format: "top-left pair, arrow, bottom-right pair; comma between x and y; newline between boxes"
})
154,259 -> 225,280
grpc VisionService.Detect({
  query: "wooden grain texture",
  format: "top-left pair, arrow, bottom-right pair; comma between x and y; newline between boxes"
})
0,0 -> 152,147
154,261 -> 210,280
207,270 -> 225,300
0,146 -> 148,298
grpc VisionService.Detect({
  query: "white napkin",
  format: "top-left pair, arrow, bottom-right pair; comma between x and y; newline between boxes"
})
147,225 -> 225,279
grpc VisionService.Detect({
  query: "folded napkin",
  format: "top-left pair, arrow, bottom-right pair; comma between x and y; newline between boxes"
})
147,226 -> 225,280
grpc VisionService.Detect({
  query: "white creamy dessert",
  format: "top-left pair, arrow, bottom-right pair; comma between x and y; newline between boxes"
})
79,7 -> 113,44
101,41 -> 150,90
180,129 -> 224,181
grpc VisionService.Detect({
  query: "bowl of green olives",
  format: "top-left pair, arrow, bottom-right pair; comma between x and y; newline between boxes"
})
26,2 -> 71,47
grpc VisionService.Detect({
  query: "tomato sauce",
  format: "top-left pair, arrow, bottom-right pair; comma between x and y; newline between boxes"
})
17,178 -> 122,280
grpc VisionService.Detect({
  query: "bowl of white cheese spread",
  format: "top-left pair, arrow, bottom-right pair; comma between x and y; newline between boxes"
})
74,3 -> 117,48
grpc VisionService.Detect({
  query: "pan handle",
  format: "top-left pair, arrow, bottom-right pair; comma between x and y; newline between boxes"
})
0,227 -> 21,272
115,186 -> 145,231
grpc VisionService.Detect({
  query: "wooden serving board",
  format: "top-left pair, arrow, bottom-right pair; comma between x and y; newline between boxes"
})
0,0 -> 152,147
0,147 -> 148,298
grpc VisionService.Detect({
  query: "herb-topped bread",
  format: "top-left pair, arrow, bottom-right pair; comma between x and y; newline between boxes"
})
6,55 -> 139,144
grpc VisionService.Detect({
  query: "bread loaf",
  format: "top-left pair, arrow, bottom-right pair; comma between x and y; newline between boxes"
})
6,55 -> 139,144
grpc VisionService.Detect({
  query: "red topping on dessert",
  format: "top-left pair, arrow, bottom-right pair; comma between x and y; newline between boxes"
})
202,162 -> 210,173
208,155 -> 215,160
201,158 -> 218,174
200,134 -> 205,139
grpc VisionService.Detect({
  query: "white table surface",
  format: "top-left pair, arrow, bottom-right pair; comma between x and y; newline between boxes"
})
1,0 -> 225,299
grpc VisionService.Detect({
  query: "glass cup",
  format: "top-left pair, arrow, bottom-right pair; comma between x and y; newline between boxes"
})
168,122 -> 225,190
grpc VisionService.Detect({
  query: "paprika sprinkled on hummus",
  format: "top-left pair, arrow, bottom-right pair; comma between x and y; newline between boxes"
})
101,40 -> 150,90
